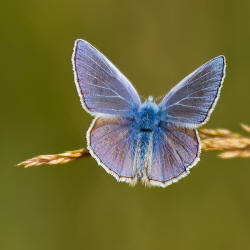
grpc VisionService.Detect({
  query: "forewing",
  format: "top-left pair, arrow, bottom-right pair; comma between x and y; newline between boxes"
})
148,124 -> 200,187
159,56 -> 226,128
72,39 -> 141,116
88,117 -> 137,183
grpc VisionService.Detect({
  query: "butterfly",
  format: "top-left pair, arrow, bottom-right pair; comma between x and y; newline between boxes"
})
72,39 -> 226,187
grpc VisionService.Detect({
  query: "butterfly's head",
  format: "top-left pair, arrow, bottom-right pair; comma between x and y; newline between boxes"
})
137,98 -> 161,133
147,96 -> 154,102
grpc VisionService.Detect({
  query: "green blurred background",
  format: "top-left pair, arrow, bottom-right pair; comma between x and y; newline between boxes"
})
1,0 -> 250,249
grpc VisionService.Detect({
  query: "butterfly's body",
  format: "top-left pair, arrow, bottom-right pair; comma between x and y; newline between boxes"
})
133,100 -> 157,180
72,39 -> 226,187
131,98 -> 169,181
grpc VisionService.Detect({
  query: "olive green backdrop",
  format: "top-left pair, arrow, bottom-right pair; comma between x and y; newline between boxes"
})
1,0 -> 250,250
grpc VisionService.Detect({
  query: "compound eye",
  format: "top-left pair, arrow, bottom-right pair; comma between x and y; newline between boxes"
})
157,120 -> 163,128
140,128 -> 153,133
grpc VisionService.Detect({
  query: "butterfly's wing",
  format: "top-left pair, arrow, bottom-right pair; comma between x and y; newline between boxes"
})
148,124 -> 200,187
87,117 -> 138,184
159,56 -> 226,128
72,39 -> 141,116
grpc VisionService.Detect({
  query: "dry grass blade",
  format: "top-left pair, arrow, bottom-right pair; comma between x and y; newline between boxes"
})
17,124 -> 250,167
241,124 -> 250,134
219,150 -> 250,158
201,138 -> 250,151
17,148 -> 90,168
201,124 -> 250,158
199,128 -> 240,138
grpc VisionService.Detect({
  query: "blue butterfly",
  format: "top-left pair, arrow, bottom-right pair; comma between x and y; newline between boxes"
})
72,39 -> 226,187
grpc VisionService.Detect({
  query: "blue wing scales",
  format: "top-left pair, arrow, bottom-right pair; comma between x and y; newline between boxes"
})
72,39 -> 141,116
88,117 -> 138,184
159,56 -> 226,128
148,124 -> 200,187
